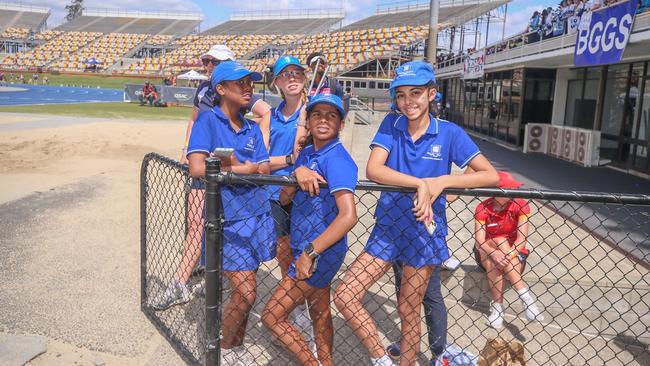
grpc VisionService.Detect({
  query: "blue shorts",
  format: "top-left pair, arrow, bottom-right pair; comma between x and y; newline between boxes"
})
223,212 -> 277,271
288,242 -> 346,288
270,200 -> 292,237
365,223 -> 449,268
190,177 -> 205,190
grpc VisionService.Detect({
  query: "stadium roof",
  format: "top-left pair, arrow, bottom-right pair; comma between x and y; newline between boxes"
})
54,8 -> 202,35
202,8 -> 344,35
0,3 -> 50,31
342,0 -> 510,30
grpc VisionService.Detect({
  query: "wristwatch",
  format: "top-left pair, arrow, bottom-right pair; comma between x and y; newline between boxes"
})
304,242 -> 319,259
285,154 -> 293,166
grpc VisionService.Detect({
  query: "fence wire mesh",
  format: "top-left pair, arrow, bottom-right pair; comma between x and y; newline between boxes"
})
141,152 -> 650,366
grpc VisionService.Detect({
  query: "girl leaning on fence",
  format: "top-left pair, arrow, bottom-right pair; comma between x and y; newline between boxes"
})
153,45 -> 272,312
186,61 -> 276,365
334,61 -> 499,366
258,55 -> 315,347
262,93 -> 358,366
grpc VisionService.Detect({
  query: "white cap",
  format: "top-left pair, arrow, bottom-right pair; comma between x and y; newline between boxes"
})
201,45 -> 235,61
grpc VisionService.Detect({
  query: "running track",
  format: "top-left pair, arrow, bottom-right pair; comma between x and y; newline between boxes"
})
0,84 -> 122,106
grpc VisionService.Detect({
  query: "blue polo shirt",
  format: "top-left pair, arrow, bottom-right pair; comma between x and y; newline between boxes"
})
268,101 -> 303,200
187,105 -> 271,221
370,113 -> 480,237
290,139 -> 358,252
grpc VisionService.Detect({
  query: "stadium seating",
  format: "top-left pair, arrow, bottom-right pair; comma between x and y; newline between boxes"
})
0,27 -> 29,39
49,33 -> 148,72
1,31 -> 102,69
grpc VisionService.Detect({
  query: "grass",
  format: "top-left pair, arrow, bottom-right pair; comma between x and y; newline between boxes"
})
0,102 -> 190,120
3,72 -> 163,89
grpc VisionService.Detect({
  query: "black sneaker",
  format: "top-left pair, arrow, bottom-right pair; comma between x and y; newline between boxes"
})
386,342 -> 400,360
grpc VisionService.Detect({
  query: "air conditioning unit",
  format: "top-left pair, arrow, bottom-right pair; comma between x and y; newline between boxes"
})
548,125 -> 563,157
560,127 -> 577,162
573,128 -> 601,167
523,123 -> 549,154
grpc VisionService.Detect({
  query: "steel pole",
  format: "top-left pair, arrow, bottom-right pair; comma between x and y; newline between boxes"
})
427,0 -> 440,64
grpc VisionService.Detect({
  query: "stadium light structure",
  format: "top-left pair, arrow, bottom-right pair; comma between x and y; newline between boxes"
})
427,0 -> 440,65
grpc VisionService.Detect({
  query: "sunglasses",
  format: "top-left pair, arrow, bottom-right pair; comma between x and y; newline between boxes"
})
277,70 -> 305,80
202,58 -> 219,66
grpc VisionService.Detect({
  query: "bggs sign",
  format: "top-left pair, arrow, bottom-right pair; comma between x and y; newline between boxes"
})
574,0 -> 638,66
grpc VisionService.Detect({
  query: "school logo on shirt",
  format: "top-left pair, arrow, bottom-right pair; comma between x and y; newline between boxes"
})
424,144 -> 443,160
245,137 -> 255,151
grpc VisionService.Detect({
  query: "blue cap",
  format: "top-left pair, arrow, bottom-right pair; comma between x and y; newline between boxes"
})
273,56 -> 304,78
389,61 -> 436,98
211,60 -> 262,89
306,93 -> 346,119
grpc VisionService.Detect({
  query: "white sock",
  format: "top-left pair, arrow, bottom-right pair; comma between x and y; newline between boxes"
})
490,301 -> 504,313
517,288 -> 534,305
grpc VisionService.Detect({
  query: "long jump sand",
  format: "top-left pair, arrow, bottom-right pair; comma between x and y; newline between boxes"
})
0,112 -> 188,365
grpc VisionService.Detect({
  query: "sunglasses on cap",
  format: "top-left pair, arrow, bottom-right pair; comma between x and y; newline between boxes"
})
277,69 -> 305,80
202,58 -> 219,66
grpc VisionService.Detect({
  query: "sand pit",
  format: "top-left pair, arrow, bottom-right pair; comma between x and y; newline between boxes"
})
0,113 -> 188,365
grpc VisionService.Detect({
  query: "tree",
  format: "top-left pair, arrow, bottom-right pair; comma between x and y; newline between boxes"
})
65,0 -> 84,22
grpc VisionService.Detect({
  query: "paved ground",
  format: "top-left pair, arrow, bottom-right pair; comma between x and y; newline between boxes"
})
1,111 -> 648,366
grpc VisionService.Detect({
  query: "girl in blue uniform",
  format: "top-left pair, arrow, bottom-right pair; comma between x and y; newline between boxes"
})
262,94 -> 358,366
334,61 -> 499,366
260,56 -> 308,276
186,61 -> 276,364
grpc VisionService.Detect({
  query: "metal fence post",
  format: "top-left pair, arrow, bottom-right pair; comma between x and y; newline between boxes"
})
204,158 -> 223,366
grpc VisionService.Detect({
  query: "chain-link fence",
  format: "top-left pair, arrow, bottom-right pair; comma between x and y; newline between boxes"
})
140,152 -> 650,366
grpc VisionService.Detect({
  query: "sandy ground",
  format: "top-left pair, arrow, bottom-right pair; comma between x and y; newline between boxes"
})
0,112 -> 187,365
1,111 -> 648,366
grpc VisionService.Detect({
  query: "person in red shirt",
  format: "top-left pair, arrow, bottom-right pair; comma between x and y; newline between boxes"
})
474,171 -> 544,329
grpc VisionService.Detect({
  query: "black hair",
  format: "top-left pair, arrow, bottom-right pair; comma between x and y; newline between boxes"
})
306,52 -> 326,66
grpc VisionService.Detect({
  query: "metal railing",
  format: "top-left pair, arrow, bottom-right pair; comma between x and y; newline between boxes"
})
140,152 -> 650,365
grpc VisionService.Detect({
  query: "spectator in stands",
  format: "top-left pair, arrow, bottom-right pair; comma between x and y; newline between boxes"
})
526,11 -> 542,43
139,81 -> 158,107
474,172 -> 544,329
305,52 -> 344,100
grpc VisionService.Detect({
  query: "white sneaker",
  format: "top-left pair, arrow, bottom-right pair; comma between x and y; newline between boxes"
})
522,300 -> 544,322
372,354 -> 397,366
152,281 -> 190,311
486,302 -> 504,329
519,291 -> 544,322
293,306 -> 317,355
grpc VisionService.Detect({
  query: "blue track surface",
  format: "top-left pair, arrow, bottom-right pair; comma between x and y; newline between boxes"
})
0,84 -> 123,106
